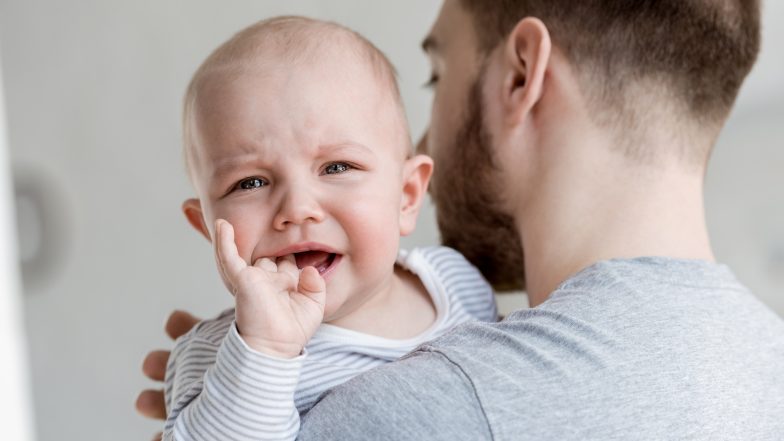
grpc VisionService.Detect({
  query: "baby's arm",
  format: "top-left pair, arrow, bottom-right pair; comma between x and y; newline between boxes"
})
162,220 -> 327,441
163,322 -> 307,441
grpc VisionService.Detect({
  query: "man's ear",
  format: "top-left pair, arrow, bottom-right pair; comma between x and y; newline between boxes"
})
182,198 -> 212,242
399,154 -> 434,236
502,17 -> 552,125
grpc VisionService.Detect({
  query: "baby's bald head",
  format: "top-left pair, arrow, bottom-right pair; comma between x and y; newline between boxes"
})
183,16 -> 410,184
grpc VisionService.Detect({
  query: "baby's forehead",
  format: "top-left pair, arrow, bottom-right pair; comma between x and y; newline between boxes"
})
195,17 -> 398,89
184,17 -> 412,180
194,54 -> 403,128
191,22 -> 403,122
190,67 -> 410,159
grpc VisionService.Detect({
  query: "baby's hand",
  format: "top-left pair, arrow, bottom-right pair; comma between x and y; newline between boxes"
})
214,219 -> 326,359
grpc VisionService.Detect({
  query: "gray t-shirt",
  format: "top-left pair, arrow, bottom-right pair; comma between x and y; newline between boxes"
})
298,257 -> 784,440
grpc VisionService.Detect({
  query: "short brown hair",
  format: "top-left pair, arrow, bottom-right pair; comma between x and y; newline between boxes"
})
460,0 -> 760,160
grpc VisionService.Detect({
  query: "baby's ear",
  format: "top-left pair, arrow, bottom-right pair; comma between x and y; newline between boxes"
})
399,154 -> 434,236
182,198 -> 212,242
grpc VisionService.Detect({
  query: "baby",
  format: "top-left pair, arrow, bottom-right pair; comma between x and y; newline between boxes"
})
164,16 -> 497,441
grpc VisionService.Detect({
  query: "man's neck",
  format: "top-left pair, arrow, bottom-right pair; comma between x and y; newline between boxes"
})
517,146 -> 715,307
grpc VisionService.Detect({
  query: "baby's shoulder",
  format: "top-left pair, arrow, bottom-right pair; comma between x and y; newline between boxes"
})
398,245 -> 481,277
401,245 -> 484,280
401,246 -> 497,322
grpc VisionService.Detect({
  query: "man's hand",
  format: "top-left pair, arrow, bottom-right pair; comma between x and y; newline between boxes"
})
215,219 -> 327,359
135,310 -> 201,440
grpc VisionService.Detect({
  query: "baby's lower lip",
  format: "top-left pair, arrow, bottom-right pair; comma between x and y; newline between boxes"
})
318,254 -> 342,281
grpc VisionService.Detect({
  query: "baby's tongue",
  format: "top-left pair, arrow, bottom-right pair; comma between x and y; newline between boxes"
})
294,251 -> 332,270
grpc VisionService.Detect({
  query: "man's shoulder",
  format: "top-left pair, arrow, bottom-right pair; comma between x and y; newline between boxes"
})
413,257 -> 784,439
299,349 -> 493,440
423,255 -> 784,379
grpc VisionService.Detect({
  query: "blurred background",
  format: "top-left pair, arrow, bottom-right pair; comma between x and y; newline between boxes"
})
0,1 -> 781,440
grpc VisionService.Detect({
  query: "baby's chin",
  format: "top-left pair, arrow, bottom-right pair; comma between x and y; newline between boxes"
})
321,302 -> 345,325
321,286 -> 362,325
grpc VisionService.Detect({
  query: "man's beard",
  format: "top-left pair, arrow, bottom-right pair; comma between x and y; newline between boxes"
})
429,75 -> 526,291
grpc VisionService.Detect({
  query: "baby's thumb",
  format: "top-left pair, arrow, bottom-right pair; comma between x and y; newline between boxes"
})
298,267 -> 326,303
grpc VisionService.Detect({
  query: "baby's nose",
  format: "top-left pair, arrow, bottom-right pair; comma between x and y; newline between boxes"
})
272,189 -> 325,230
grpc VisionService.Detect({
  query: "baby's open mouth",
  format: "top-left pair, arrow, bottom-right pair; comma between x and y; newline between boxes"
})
293,251 -> 340,276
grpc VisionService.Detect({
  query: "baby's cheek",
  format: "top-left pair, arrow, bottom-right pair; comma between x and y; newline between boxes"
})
347,206 -> 401,271
225,218 -> 259,262
224,206 -> 275,261
323,202 -> 399,321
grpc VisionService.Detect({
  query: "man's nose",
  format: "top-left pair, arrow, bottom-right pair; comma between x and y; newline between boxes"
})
272,188 -> 326,231
416,129 -> 429,155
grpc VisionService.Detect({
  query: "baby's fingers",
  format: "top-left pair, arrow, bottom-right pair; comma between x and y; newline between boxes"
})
215,219 -> 247,280
253,257 -> 277,272
298,266 -> 326,300
276,254 -> 299,284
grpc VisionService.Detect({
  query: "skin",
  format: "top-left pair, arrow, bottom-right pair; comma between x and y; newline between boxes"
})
182,41 -> 437,359
138,0 -> 719,434
423,0 -> 714,307
476,17 -> 714,306
421,1 -> 524,291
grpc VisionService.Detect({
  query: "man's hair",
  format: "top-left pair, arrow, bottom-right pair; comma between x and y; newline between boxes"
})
459,0 -> 761,162
182,16 -> 406,183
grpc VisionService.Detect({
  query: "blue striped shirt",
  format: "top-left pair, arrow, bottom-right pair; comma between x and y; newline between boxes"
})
163,246 -> 497,441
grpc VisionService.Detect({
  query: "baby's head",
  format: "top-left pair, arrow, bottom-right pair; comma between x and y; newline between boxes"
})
181,16 -> 433,322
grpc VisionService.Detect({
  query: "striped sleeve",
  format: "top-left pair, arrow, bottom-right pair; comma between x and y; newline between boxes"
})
421,246 -> 498,323
163,321 -> 305,441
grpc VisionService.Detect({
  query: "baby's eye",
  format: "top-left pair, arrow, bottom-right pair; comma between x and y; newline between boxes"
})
323,162 -> 353,175
234,177 -> 268,191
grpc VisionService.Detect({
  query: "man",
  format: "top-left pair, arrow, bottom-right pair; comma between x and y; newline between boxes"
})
138,0 -> 784,439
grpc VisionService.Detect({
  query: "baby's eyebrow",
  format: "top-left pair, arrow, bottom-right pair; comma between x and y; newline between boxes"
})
318,142 -> 375,157
210,153 -> 265,180
208,143 -> 374,180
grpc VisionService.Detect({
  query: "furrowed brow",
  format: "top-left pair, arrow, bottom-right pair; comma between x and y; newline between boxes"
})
211,154 -> 261,180
318,142 -> 375,158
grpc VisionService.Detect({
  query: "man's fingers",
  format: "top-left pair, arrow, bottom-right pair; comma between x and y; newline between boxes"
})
135,389 -> 167,420
215,219 -> 247,280
151,432 -> 163,441
165,310 -> 201,340
142,350 -> 169,381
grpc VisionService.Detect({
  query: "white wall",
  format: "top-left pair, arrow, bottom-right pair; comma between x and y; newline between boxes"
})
0,43 -> 35,441
0,1 -> 781,440
0,2 -> 442,440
